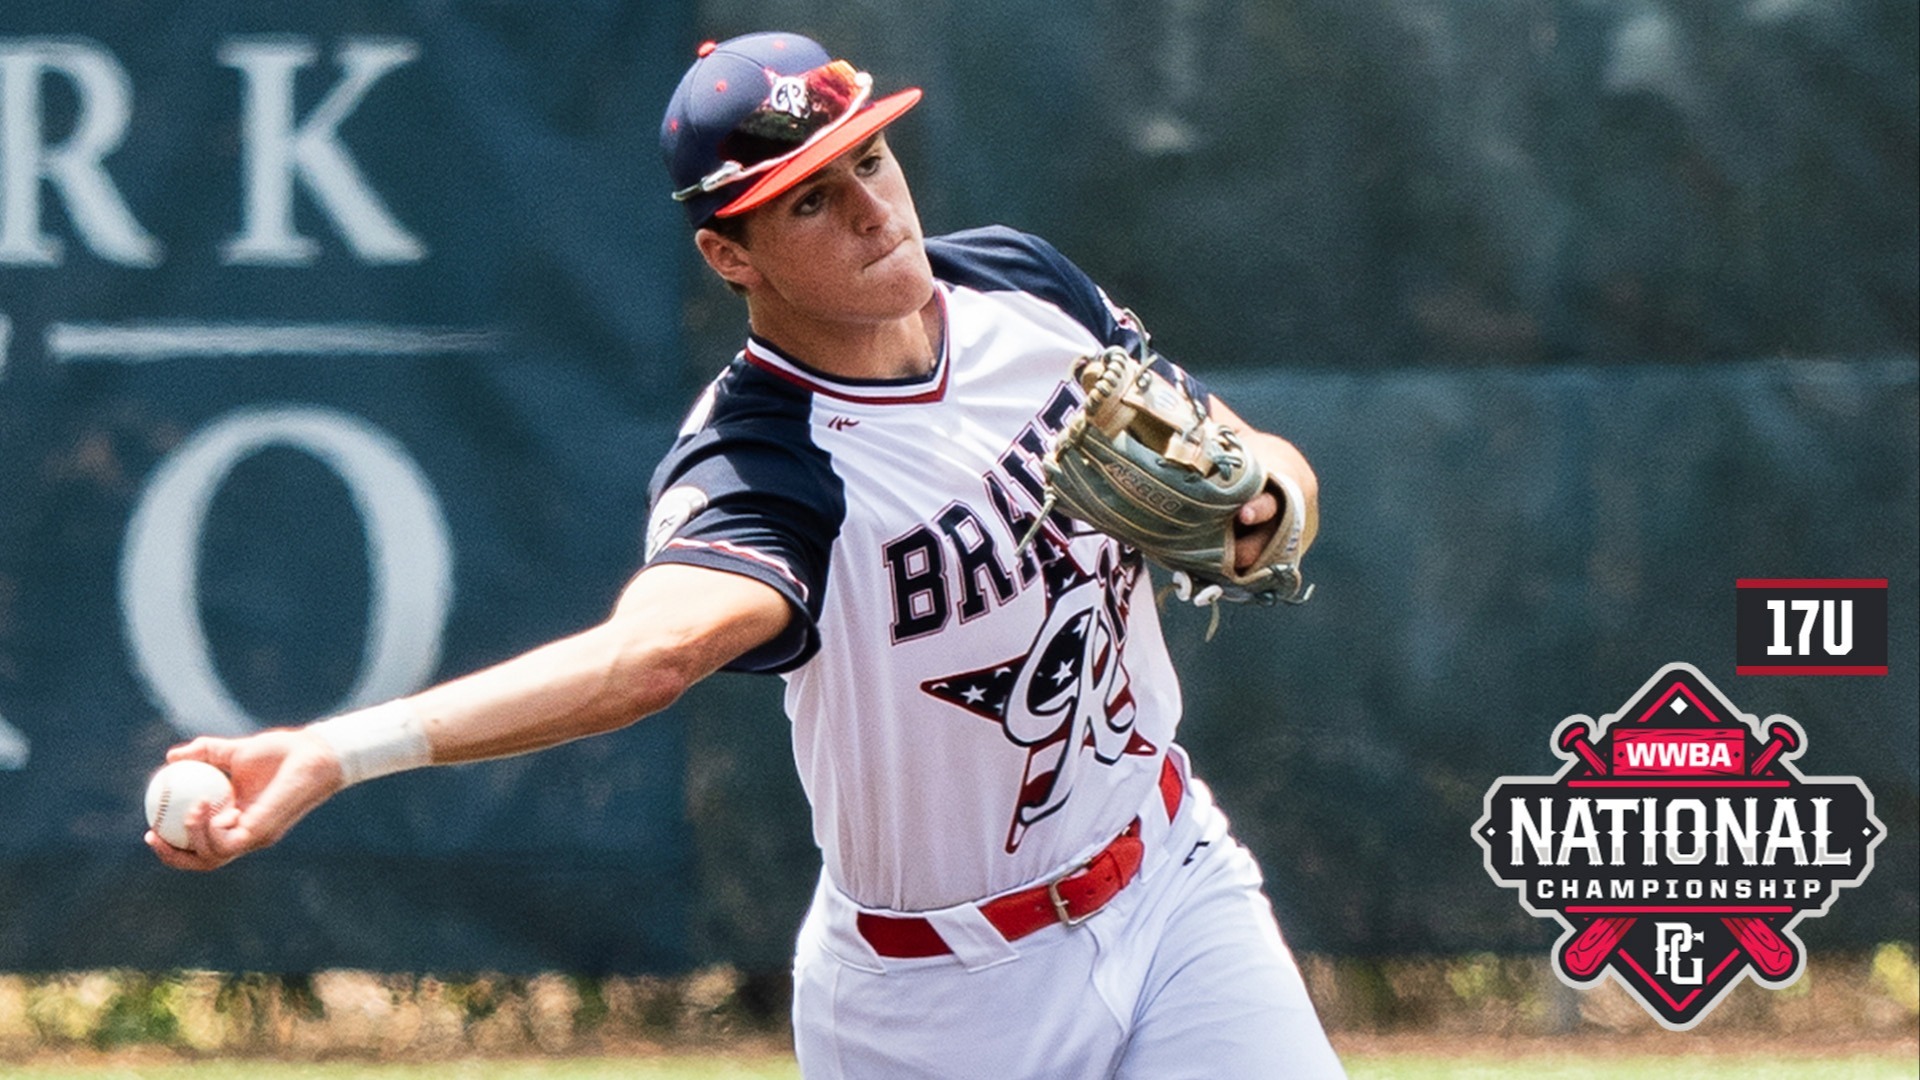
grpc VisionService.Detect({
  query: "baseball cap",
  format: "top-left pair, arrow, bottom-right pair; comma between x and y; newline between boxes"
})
660,32 -> 923,227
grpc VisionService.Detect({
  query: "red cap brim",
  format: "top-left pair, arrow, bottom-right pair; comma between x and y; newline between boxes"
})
714,87 -> 923,218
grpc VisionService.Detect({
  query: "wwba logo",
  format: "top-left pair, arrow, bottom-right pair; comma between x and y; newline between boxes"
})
1473,664 -> 1884,1029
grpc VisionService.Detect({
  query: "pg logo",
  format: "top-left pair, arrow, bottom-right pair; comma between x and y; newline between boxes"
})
1653,922 -> 1704,986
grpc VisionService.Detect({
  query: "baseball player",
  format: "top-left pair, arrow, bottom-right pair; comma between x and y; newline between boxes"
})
148,32 -> 1345,1079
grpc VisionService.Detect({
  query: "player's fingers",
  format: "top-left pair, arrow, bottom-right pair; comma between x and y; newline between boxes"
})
1232,531 -> 1264,573
167,736 -> 235,768
210,782 -> 325,860
178,796 -> 228,857
151,812 -> 232,871
193,799 -> 278,864
1232,492 -> 1281,572
146,829 -> 219,870
223,754 -> 337,853
201,819 -> 271,863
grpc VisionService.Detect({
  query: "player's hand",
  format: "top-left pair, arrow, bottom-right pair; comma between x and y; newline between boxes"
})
145,729 -> 346,871
1228,425 -> 1319,575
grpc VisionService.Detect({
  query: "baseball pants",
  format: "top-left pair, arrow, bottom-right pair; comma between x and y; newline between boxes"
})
790,750 -> 1346,1079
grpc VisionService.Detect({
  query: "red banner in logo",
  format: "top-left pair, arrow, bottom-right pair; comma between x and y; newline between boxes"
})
1611,728 -> 1746,777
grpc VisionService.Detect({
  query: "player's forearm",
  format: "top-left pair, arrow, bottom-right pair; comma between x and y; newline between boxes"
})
305,623 -> 696,783
315,564 -> 790,778
403,621 -> 699,764
148,567 -> 787,871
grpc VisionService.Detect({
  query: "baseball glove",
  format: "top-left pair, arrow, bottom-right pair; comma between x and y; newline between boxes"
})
1026,344 -> 1315,623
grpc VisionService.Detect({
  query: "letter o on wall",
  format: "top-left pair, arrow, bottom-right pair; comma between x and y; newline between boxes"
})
121,406 -> 453,737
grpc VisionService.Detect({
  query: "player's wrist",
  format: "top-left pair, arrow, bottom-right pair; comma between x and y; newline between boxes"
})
306,700 -> 433,786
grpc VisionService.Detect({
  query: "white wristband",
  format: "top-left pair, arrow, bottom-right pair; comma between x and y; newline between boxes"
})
308,700 -> 432,786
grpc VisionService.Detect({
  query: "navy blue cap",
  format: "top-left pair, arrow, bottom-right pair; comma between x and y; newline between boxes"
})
660,32 -> 922,227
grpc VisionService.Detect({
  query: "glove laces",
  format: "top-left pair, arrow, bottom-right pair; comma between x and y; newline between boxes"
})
1161,570 -> 1228,640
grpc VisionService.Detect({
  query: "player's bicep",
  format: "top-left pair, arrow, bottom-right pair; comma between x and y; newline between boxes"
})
609,563 -> 792,684
645,437 -> 841,672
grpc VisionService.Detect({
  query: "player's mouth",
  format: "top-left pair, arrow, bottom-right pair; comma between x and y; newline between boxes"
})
864,234 -> 914,269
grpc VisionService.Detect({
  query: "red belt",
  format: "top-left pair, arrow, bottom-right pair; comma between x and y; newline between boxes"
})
857,756 -> 1184,959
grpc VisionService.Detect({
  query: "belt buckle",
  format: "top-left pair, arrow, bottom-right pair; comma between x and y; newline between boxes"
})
1045,859 -> 1096,928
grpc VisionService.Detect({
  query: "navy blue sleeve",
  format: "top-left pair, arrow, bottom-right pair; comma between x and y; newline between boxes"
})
643,371 -> 845,674
925,226 -> 1213,407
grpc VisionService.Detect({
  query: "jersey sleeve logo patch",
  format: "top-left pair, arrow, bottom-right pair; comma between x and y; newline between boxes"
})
645,485 -> 709,561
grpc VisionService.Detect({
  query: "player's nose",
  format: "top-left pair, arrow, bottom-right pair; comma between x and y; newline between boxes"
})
845,175 -> 891,233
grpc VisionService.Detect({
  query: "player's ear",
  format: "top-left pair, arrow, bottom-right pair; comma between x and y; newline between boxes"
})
695,226 -> 761,293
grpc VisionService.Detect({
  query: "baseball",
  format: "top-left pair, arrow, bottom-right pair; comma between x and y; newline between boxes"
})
144,760 -> 234,849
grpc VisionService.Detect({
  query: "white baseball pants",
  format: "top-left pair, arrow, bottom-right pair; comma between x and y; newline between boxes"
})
790,751 -> 1346,1079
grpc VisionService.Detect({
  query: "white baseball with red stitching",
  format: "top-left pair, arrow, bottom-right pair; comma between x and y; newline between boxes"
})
144,760 -> 234,849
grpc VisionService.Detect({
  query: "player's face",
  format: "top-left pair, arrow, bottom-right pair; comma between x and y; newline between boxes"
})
729,135 -> 934,329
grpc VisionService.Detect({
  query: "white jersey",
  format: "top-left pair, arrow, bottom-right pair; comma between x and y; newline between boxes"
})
645,227 -> 1213,912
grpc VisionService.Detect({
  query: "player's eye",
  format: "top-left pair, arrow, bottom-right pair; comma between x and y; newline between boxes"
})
793,189 -> 826,216
855,151 -> 884,175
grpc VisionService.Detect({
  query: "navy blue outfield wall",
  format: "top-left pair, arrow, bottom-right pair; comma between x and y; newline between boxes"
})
2,2 -> 1915,971
0,2 -> 699,971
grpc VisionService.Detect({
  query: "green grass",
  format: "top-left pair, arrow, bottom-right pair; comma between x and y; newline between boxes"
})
2,1053 -> 1916,1080
0,1061 -> 798,1080
1346,1053 -> 1919,1079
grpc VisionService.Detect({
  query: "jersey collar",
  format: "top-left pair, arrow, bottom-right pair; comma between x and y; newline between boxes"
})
741,287 -> 951,405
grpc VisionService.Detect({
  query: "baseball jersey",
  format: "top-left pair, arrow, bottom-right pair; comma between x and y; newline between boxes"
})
645,227 -> 1213,913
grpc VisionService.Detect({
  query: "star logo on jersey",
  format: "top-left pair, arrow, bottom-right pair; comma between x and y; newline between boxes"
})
922,537 -> 1154,852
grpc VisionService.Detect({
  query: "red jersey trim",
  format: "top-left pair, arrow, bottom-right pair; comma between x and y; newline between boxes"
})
741,289 -> 951,405
661,537 -> 809,601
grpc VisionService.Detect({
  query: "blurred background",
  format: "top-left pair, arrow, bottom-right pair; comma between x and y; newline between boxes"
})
0,0 -> 1914,1059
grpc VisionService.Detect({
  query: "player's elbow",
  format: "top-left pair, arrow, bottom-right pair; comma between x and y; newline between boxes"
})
594,625 -> 712,728
592,563 -> 792,728
625,645 -> 703,719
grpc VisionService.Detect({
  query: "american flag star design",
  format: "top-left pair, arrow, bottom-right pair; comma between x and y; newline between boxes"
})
920,542 -> 1155,851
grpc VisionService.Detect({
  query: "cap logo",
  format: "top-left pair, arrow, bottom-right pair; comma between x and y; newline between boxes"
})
668,51 -> 896,210
766,74 -> 812,119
